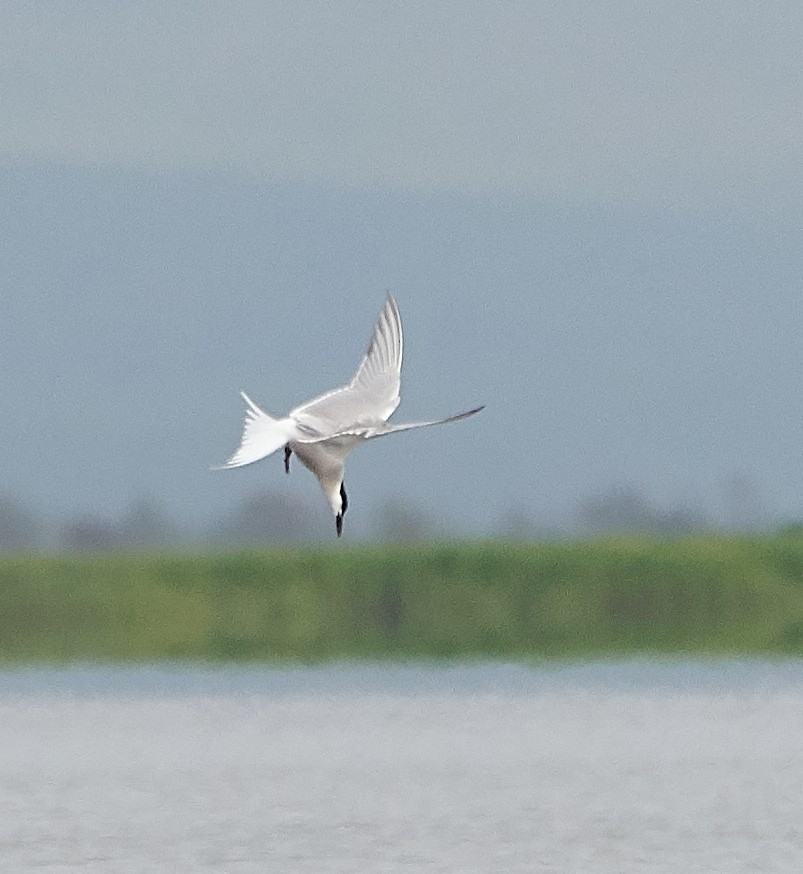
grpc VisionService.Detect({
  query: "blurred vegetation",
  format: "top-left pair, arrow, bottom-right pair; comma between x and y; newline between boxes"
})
2,535 -> 803,662
0,473 -> 779,551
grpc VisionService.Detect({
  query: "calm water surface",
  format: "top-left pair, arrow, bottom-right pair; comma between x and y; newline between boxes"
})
1,660 -> 801,873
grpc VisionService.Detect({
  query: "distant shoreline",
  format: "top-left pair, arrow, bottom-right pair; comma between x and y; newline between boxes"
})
2,537 -> 802,662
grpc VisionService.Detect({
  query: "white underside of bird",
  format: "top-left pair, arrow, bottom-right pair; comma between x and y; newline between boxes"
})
218,294 -> 483,536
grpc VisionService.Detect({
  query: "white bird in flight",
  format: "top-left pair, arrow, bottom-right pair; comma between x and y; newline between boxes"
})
218,294 -> 484,536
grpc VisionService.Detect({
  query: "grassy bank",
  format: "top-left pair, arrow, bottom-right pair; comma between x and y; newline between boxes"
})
2,536 -> 803,662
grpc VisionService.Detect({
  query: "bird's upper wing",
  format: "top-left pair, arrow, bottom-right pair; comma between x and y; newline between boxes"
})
347,292 -> 403,413
290,294 -> 403,432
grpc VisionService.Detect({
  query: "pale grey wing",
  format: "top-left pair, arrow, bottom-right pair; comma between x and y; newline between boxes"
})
290,294 -> 403,431
294,405 -> 485,444
347,292 -> 403,415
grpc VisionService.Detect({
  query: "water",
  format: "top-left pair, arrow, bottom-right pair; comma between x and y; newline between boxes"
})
1,660 -> 802,873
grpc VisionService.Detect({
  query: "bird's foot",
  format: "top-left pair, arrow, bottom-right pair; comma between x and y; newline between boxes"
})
284,445 -> 292,473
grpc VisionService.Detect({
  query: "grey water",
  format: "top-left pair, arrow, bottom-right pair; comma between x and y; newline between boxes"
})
1,660 -> 802,873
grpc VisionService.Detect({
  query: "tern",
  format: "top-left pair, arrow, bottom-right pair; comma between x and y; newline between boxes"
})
218,294 -> 484,536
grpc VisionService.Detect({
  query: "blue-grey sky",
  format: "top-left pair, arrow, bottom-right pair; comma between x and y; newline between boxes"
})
2,3 -> 802,540
3,2 -> 802,208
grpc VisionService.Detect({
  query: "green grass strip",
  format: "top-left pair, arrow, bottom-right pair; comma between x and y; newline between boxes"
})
2,536 -> 803,662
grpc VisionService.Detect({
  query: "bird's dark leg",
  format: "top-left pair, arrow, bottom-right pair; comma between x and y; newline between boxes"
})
335,481 -> 348,537
284,444 -> 292,473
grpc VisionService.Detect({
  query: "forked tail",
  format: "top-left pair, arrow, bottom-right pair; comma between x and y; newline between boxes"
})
216,392 -> 293,468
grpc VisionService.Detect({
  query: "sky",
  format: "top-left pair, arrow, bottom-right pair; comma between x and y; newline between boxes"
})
3,3 -> 802,210
2,3 -> 802,542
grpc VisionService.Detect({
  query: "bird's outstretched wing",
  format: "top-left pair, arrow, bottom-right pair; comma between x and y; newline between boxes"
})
347,292 -> 403,413
290,294 -> 403,431
294,405 -> 485,444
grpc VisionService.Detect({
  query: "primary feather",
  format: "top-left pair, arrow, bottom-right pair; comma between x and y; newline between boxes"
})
291,294 -> 403,432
